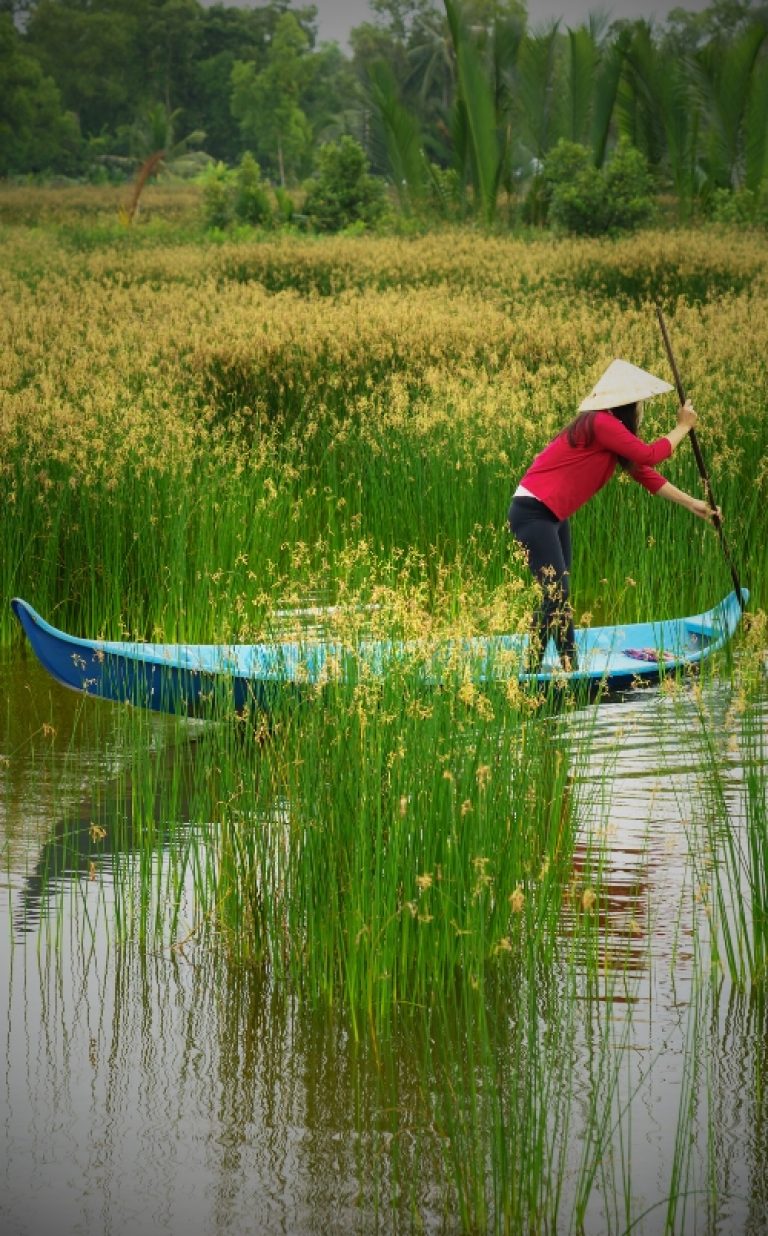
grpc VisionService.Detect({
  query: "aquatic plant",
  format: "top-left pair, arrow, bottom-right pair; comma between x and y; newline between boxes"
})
2,218 -> 766,650
3,191 -> 768,1236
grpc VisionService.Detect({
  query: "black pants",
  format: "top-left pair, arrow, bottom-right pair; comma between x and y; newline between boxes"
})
508,496 -> 577,666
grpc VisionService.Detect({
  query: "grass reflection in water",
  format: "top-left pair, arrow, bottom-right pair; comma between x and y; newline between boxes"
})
3,652 -> 768,1233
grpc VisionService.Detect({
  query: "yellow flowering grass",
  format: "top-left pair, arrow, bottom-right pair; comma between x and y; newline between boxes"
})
5,197 -> 768,1236
2,215 -> 767,643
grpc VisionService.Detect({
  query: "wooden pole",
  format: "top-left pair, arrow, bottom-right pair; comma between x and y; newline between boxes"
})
655,303 -> 744,607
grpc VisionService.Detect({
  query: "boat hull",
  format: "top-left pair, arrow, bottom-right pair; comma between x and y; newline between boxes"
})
9,600 -> 286,715
10,591 -> 748,717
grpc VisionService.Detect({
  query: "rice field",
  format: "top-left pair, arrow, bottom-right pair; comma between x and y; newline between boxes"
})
2,188 -> 768,1233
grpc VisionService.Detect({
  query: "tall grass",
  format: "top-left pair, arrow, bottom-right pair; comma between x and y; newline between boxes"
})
3,200 -> 768,1232
647,617 -> 768,987
2,222 -> 767,647
173,668 -> 598,1024
8,635 -> 767,1230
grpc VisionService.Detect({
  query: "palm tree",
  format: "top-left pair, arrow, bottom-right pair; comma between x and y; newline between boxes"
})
744,47 -> 768,192
565,15 -> 610,147
617,22 -> 671,170
566,25 -> 597,147
693,20 -> 768,190
121,102 -> 207,223
444,0 -> 506,224
514,21 -> 562,164
589,24 -> 632,168
406,4 -> 456,115
617,22 -> 700,219
367,58 -> 429,210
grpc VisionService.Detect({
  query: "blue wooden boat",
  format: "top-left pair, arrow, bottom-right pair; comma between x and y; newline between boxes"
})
10,591 -> 748,717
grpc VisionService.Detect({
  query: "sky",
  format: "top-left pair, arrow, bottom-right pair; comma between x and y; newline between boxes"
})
308,0 -> 711,46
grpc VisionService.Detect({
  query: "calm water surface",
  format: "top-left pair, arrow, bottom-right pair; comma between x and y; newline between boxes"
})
2,648 -> 767,1235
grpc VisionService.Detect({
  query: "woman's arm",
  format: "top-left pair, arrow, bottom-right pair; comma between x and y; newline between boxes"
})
594,400 -> 698,465
656,480 -> 721,522
593,412 -> 672,464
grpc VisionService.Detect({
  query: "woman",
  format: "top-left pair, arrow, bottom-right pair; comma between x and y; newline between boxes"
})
508,359 -> 718,671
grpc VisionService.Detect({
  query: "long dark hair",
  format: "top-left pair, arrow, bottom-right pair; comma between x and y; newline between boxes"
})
565,401 -> 640,448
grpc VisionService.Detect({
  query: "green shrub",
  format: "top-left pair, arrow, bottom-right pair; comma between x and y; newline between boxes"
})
709,187 -> 768,227
233,152 -> 272,226
201,161 -> 234,230
541,137 -> 655,235
601,138 -> 656,231
303,136 -> 386,232
521,144 -> 588,227
542,142 -> 593,199
274,186 -> 295,224
202,154 -> 274,230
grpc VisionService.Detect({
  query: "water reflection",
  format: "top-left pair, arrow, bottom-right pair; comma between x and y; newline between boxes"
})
3,916 -> 767,1233
3,938 -> 448,1234
564,683 -> 768,1002
1,651 -> 201,937
2,652 -> 768,1233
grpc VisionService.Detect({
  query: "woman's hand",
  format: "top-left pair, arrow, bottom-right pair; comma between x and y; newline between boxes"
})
664,400 -> 699,451
677,399 -> 698,430
657,481 -> 722,523
690,498 -> 721,523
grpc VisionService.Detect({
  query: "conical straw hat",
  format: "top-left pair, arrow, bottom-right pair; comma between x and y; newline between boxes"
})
578,359 -> 673,412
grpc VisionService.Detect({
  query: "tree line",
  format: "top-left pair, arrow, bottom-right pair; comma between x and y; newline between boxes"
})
2,0 -> 768,227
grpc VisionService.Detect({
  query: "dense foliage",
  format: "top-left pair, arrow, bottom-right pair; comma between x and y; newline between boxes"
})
2,0 -> 768,230
538,137 -> 656,234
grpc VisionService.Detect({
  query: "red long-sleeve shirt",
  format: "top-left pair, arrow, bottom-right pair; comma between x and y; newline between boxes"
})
518,410 -> 672,520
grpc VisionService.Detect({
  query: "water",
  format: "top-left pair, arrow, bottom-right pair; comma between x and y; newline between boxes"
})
2,650 -> 767,1235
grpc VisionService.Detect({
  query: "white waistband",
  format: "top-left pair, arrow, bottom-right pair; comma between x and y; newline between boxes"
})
513,484 -> 536,499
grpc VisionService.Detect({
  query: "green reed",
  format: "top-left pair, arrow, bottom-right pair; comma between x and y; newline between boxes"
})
654,632 -> 768,987
180,665 -> 598,1032
423,969 -> 577,1231
4,226 -> 767,648
3,210 -> 768,1236
732,617 -> 768,979
414,847 -> 671,1235
3,381 -> 755,655
5,648 -> 748,1233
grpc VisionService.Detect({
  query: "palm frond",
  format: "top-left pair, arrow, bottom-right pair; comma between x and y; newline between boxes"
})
367,59 -> 428,210
567,25 -> 598,146
516,23 -> 562,161
491,12 -> 525,118
744,55 -> 768,192
590,26 -> 631,167
693,22 -> 768,187
618,23 -> 666,166
444,0 -> 503,223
